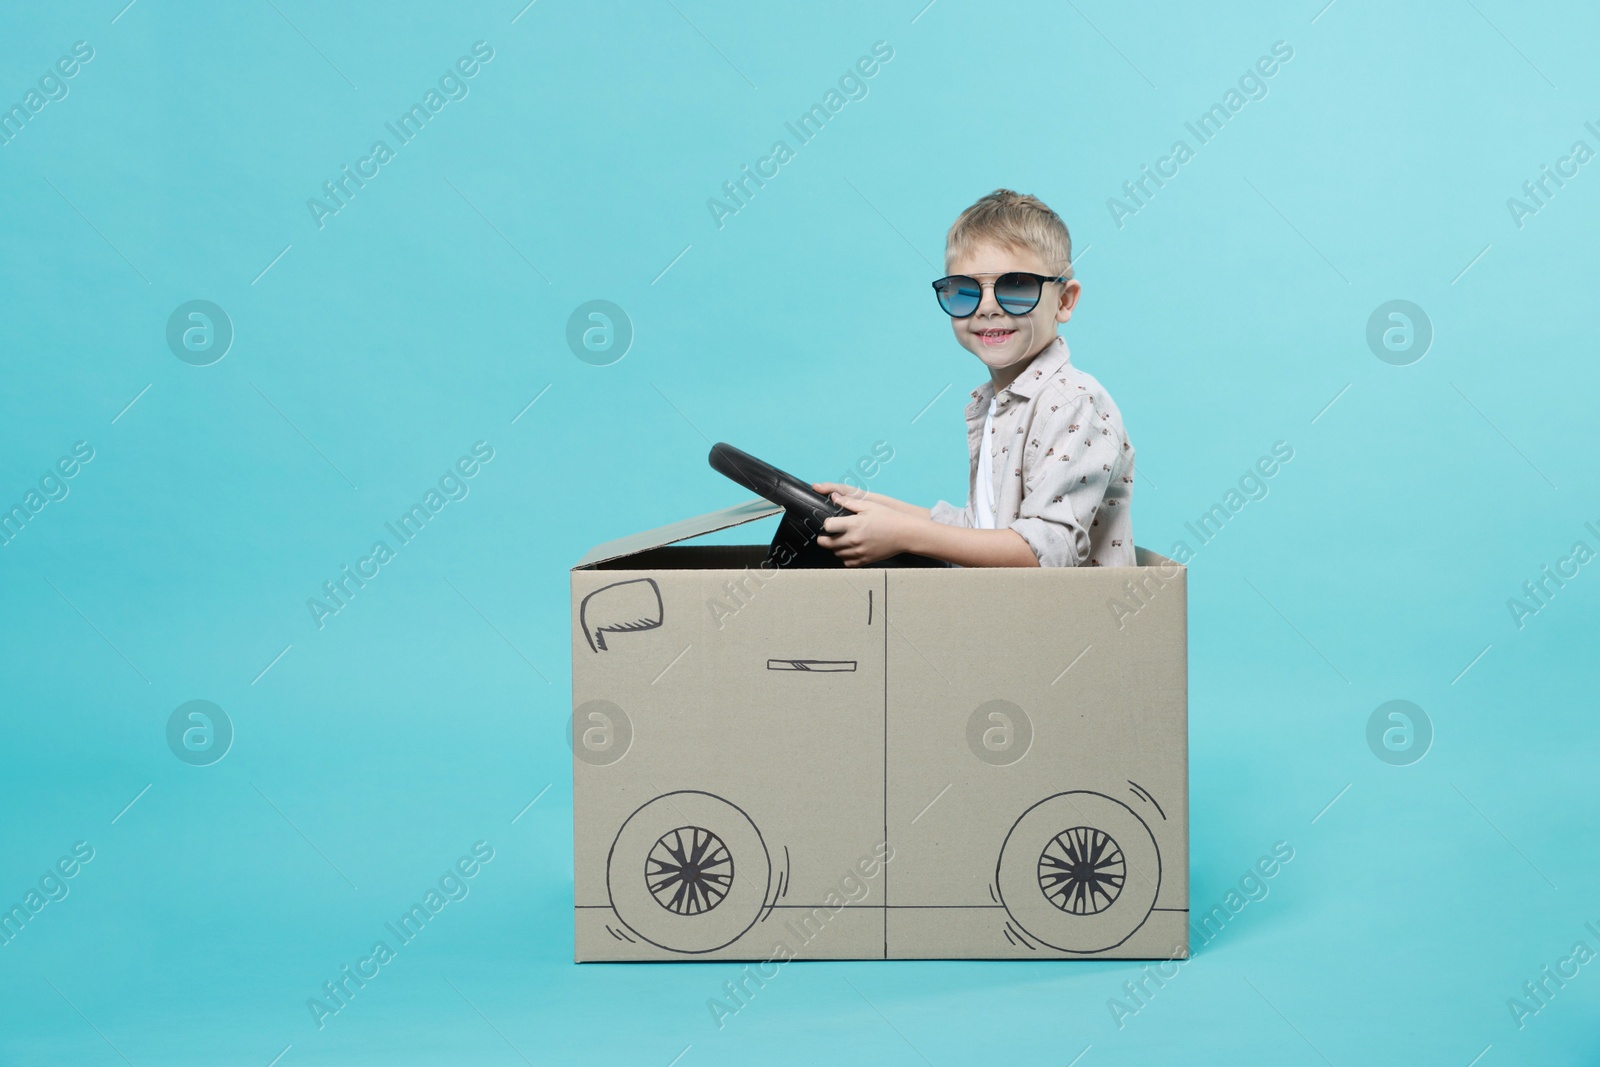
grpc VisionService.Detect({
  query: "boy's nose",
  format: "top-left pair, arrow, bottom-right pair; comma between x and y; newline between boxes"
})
975,282 -> 1005,316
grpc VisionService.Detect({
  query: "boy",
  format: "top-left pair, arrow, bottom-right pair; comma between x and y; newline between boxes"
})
815,189 -> 1134,567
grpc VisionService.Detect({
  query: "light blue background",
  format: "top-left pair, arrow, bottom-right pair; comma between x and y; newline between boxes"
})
2,0 -> 1597,1063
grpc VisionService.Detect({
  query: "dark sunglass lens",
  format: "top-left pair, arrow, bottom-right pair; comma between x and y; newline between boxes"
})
995,273 -> 1042,314
935,276 -> 982,317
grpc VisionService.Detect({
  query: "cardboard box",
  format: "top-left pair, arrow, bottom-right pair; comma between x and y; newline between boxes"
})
570,499 -> 1188,961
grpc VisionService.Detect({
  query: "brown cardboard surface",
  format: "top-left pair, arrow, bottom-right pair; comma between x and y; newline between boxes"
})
571,510 -> 1187,962
882,565 -> 1187,959
575,499 -> 780,569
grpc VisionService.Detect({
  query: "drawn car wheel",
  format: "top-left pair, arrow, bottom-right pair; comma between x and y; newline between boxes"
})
607,791 -> 770,954
996,791 -> 1159,953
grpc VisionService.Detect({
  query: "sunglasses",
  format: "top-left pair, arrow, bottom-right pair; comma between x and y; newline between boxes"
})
931,271 -> 1070,318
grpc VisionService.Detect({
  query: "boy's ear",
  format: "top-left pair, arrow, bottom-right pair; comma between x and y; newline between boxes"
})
1055,279 -> 1082,323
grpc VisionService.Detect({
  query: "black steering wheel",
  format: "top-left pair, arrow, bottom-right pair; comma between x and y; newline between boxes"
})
708,443 -> 943,569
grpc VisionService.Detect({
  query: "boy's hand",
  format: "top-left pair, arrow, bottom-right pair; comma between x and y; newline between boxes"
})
817,493 -> 924,566
811,483 -> 930,519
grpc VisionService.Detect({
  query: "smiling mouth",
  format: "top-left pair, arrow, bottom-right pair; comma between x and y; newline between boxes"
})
978,328 -> 1016,347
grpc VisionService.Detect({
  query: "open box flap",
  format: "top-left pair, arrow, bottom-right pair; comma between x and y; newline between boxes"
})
574,498 -> 782,569
1134,547 -> 1180,569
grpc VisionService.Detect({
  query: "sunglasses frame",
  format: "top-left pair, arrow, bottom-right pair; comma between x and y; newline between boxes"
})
931,271 -> 1072,319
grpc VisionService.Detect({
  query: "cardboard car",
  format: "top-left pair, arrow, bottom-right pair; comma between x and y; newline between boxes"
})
570,495 -> 1188,962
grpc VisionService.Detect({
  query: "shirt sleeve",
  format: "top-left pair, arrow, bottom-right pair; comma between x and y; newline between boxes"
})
928,499 -> 971,528
1009,395 -> 1122,567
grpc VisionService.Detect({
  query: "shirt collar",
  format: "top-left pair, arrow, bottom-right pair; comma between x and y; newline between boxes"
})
1003,336 -> 1072,401
967,337 -> 1073,411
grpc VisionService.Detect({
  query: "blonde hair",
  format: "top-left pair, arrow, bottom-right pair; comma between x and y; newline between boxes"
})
945,189 -> 1074,278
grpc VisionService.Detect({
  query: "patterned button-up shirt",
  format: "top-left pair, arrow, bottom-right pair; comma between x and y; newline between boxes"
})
929,337 -> 1135,567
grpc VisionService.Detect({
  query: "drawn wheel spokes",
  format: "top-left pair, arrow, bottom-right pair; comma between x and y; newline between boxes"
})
647,826 -> 733,915
1038,826 -> 1125,915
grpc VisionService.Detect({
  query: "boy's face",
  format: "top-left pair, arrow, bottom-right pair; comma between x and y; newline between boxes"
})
944,240 -> 1081,382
